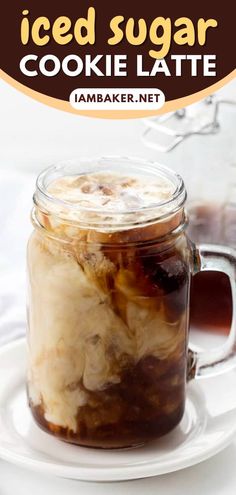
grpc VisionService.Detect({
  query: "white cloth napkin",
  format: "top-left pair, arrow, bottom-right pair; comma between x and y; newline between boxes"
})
0,169 -> 36,345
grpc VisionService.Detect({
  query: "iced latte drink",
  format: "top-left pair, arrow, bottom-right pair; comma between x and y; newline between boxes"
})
27,158 -> 191,448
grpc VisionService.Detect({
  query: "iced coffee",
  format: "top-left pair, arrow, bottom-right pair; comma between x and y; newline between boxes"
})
27,160 -> 190,448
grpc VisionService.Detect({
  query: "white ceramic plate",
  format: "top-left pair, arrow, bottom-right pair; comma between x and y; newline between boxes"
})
0,338 -> 236,482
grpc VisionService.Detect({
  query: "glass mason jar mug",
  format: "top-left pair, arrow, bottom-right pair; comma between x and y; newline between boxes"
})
27,157 -> 236,449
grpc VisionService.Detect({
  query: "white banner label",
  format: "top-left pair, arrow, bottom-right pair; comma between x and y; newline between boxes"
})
69,88 -> 165,110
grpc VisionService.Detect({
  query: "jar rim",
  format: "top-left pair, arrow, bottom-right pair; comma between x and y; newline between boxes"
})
35,156 -> 186,228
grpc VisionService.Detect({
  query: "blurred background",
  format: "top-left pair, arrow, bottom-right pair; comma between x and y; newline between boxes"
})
0,77 -> 236,346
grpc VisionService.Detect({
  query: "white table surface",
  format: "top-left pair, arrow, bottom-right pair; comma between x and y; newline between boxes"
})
1,76 -> 236,494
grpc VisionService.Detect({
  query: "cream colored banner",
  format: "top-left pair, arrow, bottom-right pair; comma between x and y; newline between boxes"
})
0,69 -> 235,119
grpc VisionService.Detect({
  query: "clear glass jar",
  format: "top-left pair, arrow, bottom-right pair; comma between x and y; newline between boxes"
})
27,157 -> 236,448
142,97 -> 236,221
142,97 -> 236,332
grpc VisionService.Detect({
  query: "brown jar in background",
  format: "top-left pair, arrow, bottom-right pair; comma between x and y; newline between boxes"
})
188,203 -> 233,334
142,97 -> 236,335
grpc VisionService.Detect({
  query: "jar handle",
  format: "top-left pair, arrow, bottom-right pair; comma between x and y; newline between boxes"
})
188,243 -> 236,379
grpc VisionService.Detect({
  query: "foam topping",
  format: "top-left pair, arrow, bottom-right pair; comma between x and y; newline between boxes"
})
47,171 -> 176,213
